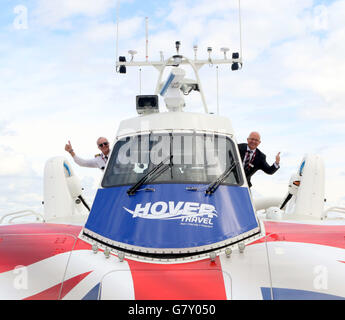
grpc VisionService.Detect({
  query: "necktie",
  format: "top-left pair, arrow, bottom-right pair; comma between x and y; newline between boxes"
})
244,150 -> 252,170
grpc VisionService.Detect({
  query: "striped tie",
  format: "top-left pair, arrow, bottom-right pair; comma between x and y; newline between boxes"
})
244,150 -> 252,170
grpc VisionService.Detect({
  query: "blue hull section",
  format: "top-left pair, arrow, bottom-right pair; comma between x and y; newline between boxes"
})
84,184 -> 259,249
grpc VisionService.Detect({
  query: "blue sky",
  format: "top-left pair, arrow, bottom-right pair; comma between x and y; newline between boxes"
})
0,0 -> 344,215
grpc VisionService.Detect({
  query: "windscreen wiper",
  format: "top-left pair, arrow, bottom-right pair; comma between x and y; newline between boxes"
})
205,160 -> 239,195
127,155 -> 173,196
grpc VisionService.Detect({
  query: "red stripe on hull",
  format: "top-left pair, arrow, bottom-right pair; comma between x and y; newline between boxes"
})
253,221 -> 345,250
0,224 -> 90,273
127,257 -> 228,300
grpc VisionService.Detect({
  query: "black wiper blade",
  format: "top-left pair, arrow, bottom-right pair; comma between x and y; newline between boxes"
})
205,160 -> 239,195
127,155 -> 173,196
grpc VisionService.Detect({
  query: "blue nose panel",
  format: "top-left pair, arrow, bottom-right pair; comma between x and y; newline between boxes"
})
83,184 -> 259,250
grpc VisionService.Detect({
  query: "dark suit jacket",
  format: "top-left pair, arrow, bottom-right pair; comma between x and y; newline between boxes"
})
238,143 -> 279,188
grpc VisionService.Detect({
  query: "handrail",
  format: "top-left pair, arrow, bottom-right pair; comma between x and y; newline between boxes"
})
323,206 -> 345,219
0,210 -> 45,225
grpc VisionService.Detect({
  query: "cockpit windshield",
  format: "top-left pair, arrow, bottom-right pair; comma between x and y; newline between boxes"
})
102,132 -> 243,188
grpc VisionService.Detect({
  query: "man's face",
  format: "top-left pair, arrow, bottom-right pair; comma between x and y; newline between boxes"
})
97,138 -> 110,154
247,133 -> 261,150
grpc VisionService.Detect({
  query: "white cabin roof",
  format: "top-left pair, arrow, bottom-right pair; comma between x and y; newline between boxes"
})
116,111 -> 234,138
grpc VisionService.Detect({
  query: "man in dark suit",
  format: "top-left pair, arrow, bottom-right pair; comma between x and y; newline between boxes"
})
238,132 -> 280,188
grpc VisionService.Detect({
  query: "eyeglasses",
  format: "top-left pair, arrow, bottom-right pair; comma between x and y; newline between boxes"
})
98,142 -> 109,148
248,138 -> 260,142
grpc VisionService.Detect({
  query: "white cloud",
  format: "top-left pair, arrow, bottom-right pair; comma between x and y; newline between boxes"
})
0,146 -> 32,176
0,121 -> 15,136
32,0 -> 117,28
83,16 -> 144,43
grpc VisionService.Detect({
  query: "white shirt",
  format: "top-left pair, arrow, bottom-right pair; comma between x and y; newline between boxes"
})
73,152 -> 109,170
246,147 -> 256,160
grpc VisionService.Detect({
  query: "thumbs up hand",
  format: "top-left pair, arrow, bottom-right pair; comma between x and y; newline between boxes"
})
275,152 -> 281,165
65,140 -> 74,155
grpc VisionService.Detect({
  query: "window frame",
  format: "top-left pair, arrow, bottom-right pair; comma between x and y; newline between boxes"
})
101,130 -> 244,188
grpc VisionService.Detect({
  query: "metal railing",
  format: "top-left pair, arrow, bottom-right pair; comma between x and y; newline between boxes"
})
0,210 -> 45,225
323,206 -> 345,219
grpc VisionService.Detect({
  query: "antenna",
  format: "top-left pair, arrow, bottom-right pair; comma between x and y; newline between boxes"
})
207,47 -> 213,66
145,17 -> 149,62
115,0 -> 120,64
139,68 -> 142,94
238,0 -> 243,60
176,41 -> 181,54
193,45 -> 198,60
221,47 -> 230,59
116,0 -> 245,114
216,66 -> 219,115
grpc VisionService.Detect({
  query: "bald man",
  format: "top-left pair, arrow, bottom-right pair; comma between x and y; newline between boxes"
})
238,132 -> 280,188
65,137 -> 111,171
